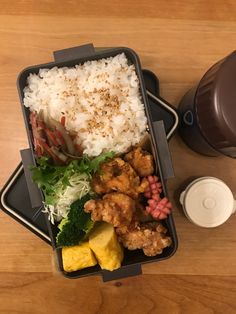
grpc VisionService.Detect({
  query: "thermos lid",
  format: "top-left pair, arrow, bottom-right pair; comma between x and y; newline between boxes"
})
180,177 -> 235,228
195,51 -> 236,157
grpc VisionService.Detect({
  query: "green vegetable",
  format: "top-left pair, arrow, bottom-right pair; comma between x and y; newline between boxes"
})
74,151 -> 115,174
58,217 -> 69,231
56,194 -> 94,247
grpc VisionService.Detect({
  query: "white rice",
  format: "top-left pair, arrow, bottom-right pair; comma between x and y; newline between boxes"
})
23,53 -> 147,156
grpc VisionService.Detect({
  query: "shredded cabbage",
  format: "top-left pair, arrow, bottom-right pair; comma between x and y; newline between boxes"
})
43,173 -> 91,222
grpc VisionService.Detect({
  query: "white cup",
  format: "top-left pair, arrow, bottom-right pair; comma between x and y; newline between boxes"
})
179,177 -> 236,228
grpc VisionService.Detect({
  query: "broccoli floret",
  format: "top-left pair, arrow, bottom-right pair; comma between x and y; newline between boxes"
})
58,218 -> 69,231
56,194 -> 94,247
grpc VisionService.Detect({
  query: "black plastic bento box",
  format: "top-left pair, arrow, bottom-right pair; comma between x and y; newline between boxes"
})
9,44 -> 178,281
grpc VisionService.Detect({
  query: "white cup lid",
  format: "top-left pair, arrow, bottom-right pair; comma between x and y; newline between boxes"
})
182,177 -> 234,227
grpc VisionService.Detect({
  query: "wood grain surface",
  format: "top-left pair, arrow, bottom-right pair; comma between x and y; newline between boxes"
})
1,1 -> 236,313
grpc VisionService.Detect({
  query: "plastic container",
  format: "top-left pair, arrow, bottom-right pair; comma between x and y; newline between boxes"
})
180,177 -> 236,227
0,68 -> 179,249
178,51 -> 236,158
14,44 -> 178,281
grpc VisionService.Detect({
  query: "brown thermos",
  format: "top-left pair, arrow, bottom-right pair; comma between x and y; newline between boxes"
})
179,51 -> 236,158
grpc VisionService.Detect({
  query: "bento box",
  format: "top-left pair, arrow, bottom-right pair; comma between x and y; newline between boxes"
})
16,43 -> 178,281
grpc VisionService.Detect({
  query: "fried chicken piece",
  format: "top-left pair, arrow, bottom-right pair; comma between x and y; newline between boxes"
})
124,147 -> 154,177
84,192 -> 136,227
92,157 -> 149,199
116,222 -> 172,256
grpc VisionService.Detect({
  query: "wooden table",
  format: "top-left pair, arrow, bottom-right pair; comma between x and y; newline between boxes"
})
1,1 -> 236,313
